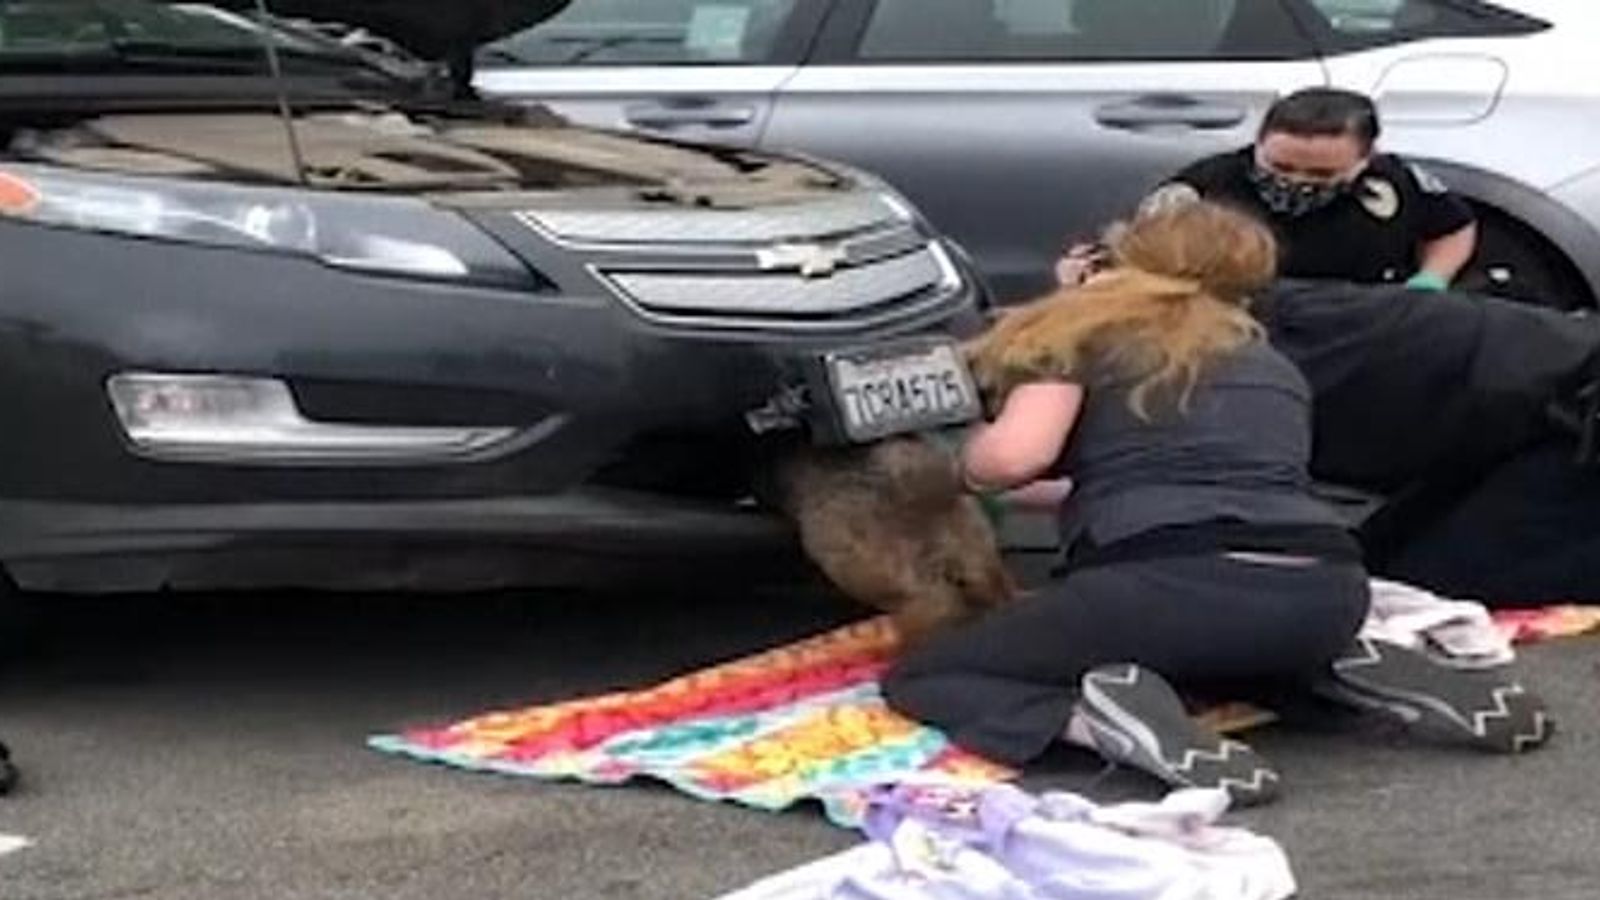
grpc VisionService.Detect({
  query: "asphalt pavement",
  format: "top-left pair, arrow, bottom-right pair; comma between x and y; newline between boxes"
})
1,571 -> 1597,900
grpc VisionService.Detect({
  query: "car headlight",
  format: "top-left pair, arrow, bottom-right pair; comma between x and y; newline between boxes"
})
0,164 -> 539,288
816,162 -> 920,225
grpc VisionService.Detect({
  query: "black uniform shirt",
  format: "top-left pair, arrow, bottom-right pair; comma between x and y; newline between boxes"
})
1164,148 -> 1475,284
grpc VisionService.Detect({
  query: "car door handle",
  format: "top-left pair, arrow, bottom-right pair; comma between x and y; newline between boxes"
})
624,102 -> 757,129
1094,96 -> 1247,131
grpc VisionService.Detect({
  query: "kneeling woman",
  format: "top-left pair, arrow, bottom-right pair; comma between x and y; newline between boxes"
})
883,202 -> 1551,806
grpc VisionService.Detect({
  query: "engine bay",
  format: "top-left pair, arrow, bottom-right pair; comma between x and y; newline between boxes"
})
0,101 -> 845,204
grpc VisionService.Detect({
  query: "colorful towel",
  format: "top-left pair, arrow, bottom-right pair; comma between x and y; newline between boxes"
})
370,608 -> 1600,828
371,617 -> 1282,828
371,619 -> 1010,827
1492,605 -> 1600,643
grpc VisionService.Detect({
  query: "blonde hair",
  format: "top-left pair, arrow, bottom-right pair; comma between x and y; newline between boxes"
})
969,201 -> 1276,418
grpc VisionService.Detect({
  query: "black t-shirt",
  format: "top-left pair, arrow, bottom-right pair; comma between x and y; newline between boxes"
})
1167,148 -> 1476,284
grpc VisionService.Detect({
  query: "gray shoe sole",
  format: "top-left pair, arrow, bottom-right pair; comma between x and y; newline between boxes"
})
1079,664 -> 1280,807
1320,637 -> 1553,753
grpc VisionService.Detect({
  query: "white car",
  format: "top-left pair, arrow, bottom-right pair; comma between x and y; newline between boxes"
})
472,0 -> 1600,307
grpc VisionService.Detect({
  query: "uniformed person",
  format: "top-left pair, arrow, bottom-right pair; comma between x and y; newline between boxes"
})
1059,88 -> 1479,292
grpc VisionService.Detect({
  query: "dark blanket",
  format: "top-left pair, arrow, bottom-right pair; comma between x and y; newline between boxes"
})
1259,279 -> 1600,492
1380,440 -> 1600,603
1258,280 -> 1600,603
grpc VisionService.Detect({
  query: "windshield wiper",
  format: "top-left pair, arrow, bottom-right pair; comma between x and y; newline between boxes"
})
100,38 -> 417,90
105,38 -> 369,72
479,35 -> 680,66
557,35 -> 679,64
476,45 -> 529,65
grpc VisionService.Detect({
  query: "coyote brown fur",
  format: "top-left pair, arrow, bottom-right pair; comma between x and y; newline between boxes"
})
766,433 -> 1018,648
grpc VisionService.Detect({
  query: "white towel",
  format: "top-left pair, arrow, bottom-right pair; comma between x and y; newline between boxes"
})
1361,579 -> 1514,669
716,786 -> 1296,900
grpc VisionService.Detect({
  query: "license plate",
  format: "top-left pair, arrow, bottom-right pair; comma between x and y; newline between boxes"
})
824,342 -> 982,442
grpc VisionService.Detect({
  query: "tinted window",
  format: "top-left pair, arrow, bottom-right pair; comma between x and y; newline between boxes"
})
1300,0 -> 1548,43
476,0 -> 801,67
856,0 -> 1313,62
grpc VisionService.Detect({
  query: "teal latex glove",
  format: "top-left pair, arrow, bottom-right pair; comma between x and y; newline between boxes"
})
1405,271 -> 1450,292
974,491 -> 1007,529
925,426 -> 967,455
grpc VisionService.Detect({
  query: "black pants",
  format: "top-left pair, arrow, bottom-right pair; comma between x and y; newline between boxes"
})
881,554 -> 1370,766
1375,442 -> 1600,605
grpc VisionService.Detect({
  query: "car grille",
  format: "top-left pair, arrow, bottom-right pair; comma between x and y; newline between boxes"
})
518,192 -> 969,331
517,192 -> 905,246
604,246 -> 956,328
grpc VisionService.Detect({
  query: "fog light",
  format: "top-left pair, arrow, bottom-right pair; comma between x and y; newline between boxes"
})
107,373 -> 518,464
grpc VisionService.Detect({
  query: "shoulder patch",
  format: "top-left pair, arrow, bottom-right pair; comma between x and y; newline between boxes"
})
1408,162 -> 1451,195
1359,176 -> 1401,221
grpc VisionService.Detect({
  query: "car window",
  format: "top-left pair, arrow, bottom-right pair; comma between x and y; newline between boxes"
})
0,0 -> 368,73
852,0 -> 1313,62
1,0 -> 295,53
476,0 -> 802,67
1298,0 -> 1549,43
1306,0 -> 1415,33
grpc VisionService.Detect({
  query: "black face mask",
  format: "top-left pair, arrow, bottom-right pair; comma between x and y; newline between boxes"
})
1247,164 -> 1352,219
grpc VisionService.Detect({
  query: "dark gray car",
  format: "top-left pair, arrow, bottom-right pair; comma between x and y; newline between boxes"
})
0,0 -> 990,598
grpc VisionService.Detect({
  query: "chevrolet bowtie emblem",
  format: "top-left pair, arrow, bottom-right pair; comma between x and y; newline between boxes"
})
756,242 -> 849,278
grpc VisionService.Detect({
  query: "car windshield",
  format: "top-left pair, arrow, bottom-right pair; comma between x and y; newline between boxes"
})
0,0 -> 379,75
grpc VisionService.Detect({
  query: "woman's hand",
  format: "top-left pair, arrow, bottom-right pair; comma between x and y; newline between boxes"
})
1412,221 -> 1478,291
1054,243 -> 1108,288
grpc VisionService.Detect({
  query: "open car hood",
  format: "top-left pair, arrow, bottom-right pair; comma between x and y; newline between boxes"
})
218,1 -> 573,60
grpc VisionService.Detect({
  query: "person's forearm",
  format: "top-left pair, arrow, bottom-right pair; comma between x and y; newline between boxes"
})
961,420 -> 1051,492
960,421 -> 1027,492
1414,223 -> 1479,286
960,381 -> 1083,493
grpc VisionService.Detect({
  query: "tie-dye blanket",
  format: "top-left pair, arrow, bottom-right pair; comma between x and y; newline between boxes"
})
370,617 -> 1285,827
369,607 -> 1600,828
369,618 -> 1010,827
1493,604 -> 1600,643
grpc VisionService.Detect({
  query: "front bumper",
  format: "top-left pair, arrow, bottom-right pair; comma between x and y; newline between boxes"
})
0,489 -> 799,592
0,215 -> 986,591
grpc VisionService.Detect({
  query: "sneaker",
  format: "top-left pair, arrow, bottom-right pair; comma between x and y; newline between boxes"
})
1319,637 -> 1553,753
1078,663 -> 1281,807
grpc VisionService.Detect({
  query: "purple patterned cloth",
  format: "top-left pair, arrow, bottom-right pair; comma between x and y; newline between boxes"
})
719,784 -> 1296,900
